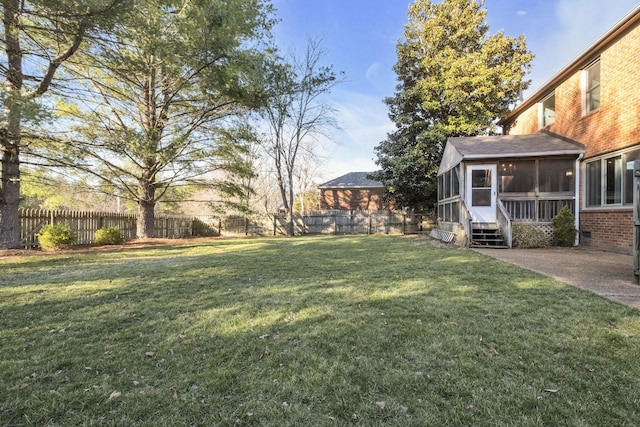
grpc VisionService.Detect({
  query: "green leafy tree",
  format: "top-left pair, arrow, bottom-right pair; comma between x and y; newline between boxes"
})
53,0 -> 274,238
373,0 -> 533,210
293,186 -> 320,213
0,0 -> 127,248
19,168 -> 120,210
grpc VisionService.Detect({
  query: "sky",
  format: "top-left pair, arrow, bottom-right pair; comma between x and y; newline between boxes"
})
271,0 -> 640,183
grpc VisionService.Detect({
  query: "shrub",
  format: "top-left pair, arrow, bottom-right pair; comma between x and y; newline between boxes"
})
94,226 -> 125,245
552,206 -> 578,246
37,223 -> 76,250
512,223 -> 551,248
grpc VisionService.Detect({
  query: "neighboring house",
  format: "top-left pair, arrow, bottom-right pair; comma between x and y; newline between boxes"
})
318,172 -> 390,210
436,4 -> 640,252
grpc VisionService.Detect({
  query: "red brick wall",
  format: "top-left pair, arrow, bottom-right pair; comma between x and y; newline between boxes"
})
319,188 -> 390,210
580,210 -> 634,252
504,103 -> 538,135
505,23 -> 640,253
510,24 -> 640,154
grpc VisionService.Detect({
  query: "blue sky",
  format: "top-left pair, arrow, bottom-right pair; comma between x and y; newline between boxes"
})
271,0 -> 640,181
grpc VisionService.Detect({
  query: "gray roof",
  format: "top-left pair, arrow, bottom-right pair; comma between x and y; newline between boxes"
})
448,133 -> 585,157
439,133 -> 585,175
318,172 -> 383,189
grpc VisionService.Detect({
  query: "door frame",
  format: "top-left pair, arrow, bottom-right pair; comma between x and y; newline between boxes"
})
466,164 -> 497,223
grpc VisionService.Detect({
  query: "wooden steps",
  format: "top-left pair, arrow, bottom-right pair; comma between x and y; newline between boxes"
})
470,223 -> 508,248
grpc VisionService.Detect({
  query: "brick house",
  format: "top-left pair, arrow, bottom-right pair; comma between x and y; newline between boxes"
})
318,172 -> 390,210
436,5 -> 640,252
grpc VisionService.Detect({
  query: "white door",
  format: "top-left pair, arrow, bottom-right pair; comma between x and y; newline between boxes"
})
466,164 -> 497,223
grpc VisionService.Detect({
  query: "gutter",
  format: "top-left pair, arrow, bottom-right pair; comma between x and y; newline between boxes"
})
461,150 -> 585,160
574,153 -> 584,246
499,4 -> 640,127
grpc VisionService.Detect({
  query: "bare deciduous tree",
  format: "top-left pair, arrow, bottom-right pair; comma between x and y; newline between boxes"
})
260,39 -> 342,235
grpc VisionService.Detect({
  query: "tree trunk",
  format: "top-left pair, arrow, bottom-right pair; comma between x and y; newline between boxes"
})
287,174 -> 295,236
0,146 -> 21,248
137,176 -> 156,238
137,200 -> 156,238
1,0 -> 23,249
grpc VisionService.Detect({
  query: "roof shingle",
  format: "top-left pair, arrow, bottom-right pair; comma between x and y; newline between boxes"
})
318,172 -> 383,189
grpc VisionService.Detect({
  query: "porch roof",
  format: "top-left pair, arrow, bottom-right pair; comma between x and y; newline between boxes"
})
438,133 -> 585,175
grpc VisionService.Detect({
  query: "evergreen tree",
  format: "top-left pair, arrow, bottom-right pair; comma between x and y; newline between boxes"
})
373,0 -> 533,210
0,0 -> 127,248
53,0 -> 274,238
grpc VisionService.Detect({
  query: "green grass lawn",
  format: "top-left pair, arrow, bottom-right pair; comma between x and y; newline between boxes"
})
2,235 -> 640,426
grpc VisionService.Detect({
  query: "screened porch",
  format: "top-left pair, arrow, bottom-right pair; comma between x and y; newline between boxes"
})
435,133 -> 585,247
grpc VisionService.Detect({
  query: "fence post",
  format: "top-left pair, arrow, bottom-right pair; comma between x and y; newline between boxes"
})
350,210 -> 354,234
368,213 -> 372,235
273,214 -> 277,236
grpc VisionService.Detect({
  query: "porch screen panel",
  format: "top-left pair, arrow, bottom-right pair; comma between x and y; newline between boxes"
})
452,201 -> 460,222
471,169 -> 491,206
498,160 -> 534,193
452,166 -> 460,196
444,171 -> 451,199
539,159 -> 574,192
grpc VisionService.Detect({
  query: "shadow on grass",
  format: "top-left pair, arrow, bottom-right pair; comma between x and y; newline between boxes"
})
2,236 -> 640,425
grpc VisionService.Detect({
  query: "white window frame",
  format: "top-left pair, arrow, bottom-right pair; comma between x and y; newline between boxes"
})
582,59 -> 600,115
583,146 -> 640,209
538,92 -> 556,129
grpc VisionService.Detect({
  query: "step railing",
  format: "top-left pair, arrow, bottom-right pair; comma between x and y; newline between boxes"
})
496,199 -> 512,248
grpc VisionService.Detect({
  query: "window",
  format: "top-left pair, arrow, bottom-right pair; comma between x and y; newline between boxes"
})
471,169 -> 492,206
540,92 -> 555,128
584,60 -> 600,114
585,147 -> 640,207
605,156 -> 622,204
586,161 -> 601,206
499,160 -> 535,193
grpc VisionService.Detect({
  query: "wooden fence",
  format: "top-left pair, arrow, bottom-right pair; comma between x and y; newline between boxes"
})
196,210 -> 434,237
18,209 -> 194,248
10,209 -> 434,248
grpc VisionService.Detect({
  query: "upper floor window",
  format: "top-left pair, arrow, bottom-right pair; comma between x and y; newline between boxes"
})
584,59 -> 600,114
539,92 -> 555,128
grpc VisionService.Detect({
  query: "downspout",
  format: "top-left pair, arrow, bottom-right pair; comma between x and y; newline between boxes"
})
574,153 -> 584,246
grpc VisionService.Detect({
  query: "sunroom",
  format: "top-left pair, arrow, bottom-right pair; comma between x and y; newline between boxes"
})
435,133 -> 585,247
